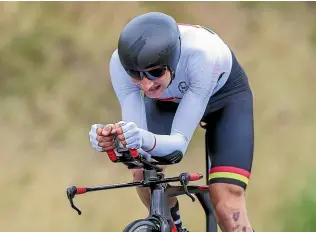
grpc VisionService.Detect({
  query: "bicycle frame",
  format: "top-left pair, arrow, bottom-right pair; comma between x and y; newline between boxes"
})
140,168 -> 218,232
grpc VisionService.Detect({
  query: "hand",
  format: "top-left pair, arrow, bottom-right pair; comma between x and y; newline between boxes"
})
114,121 -> 143,150
89,124 -> 117,152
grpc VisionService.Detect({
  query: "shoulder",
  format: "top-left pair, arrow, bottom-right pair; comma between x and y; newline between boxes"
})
109,49 -> 127,80
179,24 -> 228,61
109,49 -> 136,89
109,49 -> 121,69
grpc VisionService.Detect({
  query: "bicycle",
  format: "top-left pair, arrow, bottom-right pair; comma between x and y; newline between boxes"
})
66,148 -> 218,232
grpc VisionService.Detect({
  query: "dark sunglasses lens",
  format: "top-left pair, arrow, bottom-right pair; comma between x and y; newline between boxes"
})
147,67 -> 166,78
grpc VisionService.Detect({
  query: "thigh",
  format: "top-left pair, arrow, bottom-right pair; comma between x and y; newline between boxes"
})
206,90 -> 254,190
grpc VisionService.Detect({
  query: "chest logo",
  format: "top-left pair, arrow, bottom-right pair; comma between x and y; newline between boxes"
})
178,81 -> 189,94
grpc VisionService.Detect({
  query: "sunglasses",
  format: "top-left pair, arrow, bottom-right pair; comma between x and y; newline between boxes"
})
124,66 -> 167,80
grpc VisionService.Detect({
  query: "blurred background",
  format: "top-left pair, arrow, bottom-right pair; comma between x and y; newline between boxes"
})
1,2 -> 316,232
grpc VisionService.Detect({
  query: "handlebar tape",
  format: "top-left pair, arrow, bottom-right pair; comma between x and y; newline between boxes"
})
189,173 -> 203,181
106,149 -> 139,162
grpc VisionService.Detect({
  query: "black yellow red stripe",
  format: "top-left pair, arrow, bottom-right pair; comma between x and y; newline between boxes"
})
209,166 -> 251,186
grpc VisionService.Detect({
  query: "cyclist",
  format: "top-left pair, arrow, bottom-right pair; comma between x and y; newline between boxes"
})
89,12 -> 255,232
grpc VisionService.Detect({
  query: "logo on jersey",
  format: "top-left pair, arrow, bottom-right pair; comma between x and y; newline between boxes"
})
178,81 -> 189,93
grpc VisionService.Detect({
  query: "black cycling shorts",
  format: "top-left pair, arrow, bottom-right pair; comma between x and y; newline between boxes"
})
144,50 -> 254,190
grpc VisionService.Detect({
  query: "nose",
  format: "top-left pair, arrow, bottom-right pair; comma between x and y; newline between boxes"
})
139,77 -> 153,91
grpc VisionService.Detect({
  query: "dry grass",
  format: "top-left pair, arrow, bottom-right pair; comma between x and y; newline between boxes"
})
0,2 -> 315,232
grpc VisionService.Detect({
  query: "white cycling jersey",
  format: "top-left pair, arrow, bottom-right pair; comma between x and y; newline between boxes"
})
109,24 -> 233,158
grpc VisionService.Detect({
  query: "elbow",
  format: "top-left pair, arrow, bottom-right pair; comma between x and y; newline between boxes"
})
150,132 -> 188,164
171,131 -> 189,154
151,150 -> 183,164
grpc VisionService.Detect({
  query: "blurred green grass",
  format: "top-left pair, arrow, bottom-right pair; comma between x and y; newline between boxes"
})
277,174 -> 316,232
0,2 -> 315,232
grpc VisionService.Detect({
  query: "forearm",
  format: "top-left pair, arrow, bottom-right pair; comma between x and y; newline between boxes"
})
139,129 -> 188,157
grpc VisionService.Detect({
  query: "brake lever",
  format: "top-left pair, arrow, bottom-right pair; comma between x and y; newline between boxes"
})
179,173 -> 195,202
66,186 -> 82,215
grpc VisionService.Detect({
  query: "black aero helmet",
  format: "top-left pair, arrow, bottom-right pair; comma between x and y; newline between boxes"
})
118,12 -> 181,79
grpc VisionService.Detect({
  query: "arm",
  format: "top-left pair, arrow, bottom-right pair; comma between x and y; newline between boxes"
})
109,50 -> 151,157
110,50 -> 147,130
140,50 -> 222,157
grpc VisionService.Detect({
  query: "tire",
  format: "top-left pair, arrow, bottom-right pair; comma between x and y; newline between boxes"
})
123,219 -> 160,232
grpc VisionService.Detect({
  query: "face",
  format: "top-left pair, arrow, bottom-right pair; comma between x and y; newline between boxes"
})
131,68 -> 171,99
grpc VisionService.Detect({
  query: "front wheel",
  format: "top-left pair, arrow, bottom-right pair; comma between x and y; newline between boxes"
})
123,219 -> 160,232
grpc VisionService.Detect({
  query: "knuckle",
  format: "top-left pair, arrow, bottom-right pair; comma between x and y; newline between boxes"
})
101,136 -> 107,142
130,122 -> 137,129
103,146 -> 111,151
116,121 -> 125,130
118,121 -> 126,126
93,124 -> 103,129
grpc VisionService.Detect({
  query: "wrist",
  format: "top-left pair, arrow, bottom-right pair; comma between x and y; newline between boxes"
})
139,129 -> 156,152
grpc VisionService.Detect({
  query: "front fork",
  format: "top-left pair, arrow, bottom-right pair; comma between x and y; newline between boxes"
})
145,168 -> 173,231
146,171 -> 199,232
148,185 -> 174,231
149,188 -> 216,232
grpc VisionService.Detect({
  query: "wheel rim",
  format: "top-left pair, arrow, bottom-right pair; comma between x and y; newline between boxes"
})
133,225 -> 156,232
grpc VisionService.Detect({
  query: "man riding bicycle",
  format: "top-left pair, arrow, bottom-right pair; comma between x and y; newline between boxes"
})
89,12 -> 255,232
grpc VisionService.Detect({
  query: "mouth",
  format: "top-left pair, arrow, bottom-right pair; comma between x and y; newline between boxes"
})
149,85 -> 161,92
